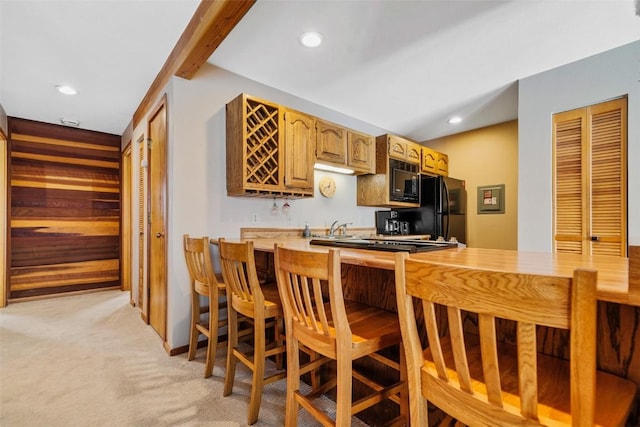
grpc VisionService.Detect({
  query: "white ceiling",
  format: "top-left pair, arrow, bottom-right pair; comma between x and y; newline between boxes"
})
1,0 -> 639,140
0,0 -> 200,135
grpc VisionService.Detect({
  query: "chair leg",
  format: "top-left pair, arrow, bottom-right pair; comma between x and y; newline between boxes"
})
204,296 -> 219,378
223,306 -> 239,397
285,333 -> 301,427
247,316 -> 266,425
275,316 -> 284,370
397,345 -> 408,422
308,349 -> 320,391
188,293 -> 200,361
335,355 -> 353,427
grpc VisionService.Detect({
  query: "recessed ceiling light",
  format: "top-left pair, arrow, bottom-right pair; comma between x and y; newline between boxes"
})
299,31 -> 324,48
56,85 -> 77,95
448,116 -> 462,124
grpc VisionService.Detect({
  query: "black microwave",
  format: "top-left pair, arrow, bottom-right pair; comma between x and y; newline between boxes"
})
389,159 -> 420,203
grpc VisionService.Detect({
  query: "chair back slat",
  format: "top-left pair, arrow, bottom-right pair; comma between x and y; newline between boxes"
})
312,277 -> 331,334
447,306 -> 472,393
570,269 -> 597,426
423,301 -> 448,381
478,313 -> 503,407
517,321 -> 538,418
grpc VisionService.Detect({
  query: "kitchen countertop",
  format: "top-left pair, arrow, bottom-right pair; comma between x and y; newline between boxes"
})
242,237 -> 636,307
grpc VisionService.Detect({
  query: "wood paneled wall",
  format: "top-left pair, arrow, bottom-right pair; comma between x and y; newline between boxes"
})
8,118 -> 121,299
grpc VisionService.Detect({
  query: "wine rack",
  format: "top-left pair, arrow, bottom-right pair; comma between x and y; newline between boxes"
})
245,98 -> 280,187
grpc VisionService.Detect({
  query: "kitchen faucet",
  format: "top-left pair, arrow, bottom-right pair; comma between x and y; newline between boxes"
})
329,220 -> 352,238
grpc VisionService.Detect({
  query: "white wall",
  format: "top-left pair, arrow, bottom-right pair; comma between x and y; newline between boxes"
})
166,63 -> 386,348
518,40 -> 640,252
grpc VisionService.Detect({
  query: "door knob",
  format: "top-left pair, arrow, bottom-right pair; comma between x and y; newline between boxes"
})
155,232 -> 165,238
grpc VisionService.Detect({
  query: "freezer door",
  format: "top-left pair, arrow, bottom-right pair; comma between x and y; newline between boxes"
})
443,176 -> 466,215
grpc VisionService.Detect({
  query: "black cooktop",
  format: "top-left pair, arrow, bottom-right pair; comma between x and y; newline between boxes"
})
309,238 -> 458,253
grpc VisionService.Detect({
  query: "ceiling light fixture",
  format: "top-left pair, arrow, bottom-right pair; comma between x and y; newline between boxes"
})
448,116 -> 462,124
56,84 -> 77,95
60,118 -> 80,127
299,31 -> 324,48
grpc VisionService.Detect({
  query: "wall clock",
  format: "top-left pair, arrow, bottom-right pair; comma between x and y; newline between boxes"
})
319,175 -> 336,198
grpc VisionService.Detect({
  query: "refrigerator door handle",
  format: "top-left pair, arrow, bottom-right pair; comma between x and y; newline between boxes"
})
443,213 -> 449,241
442,178 -> 450,215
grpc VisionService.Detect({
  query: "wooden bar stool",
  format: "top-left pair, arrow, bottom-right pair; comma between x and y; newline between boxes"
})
274,244 -> 407,427
218,238 -> 286,425
394,253 -> 637,426
182,234 -> 227,378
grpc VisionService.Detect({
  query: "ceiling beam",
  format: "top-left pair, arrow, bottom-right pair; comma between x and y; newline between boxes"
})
133,0 -> 255,128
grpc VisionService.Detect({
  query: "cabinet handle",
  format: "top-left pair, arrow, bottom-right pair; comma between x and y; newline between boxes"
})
591,236 -> 600,241
156,232 -> 165,238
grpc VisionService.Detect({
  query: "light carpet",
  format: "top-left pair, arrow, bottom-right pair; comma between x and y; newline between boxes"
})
0,290 -> 368,426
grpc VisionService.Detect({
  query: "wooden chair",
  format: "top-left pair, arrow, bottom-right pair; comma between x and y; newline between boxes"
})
218,238 -> 286,425
394,253 -> 637,427
274,245 -> 407,426
183,234 -> 226,378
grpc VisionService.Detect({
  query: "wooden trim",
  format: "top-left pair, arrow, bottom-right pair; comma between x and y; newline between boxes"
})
630,246 -> 640,294
132,0 -> 255,129
121,142 -> 132,296
146,94 -> 168,341
0,129 -> 7,308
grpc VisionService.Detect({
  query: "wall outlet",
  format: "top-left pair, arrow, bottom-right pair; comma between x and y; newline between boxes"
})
251,213 -> 259,223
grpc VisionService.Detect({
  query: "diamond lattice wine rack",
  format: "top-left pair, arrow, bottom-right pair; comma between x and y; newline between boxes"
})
245,99 -> 279,187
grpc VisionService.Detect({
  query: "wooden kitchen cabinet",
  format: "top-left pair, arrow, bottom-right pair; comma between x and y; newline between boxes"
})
315,119 -> 375,174
422,146 -> 449,177
316,119 -> 347,164
421,146 -> 437,174
347,130 -> 375,173
386,134 -> 421,165
225,93 -> 313,198
436,151 -> 449,176
283,109 -> 315,191
357,134 -> 420,207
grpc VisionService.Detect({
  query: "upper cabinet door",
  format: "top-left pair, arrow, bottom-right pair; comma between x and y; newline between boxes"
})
421,146 -> 437,174
316,119 -> 347,164
388,135 -> 408,161
436,152 -> 449,176
347,130 -> 375,174
406,143 -> 421,165
284,109 -> 315,190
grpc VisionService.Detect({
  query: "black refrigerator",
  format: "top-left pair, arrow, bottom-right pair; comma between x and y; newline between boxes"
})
396,175 -> 467,243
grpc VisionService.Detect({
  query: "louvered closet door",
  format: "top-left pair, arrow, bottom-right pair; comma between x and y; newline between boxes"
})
553,109 -> 587,254
589,99 -> 627,256
138,138 -> 146,313
553,97 -> 627,257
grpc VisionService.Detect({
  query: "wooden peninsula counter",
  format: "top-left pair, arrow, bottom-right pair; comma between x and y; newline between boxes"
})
239,236 -> 640,424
